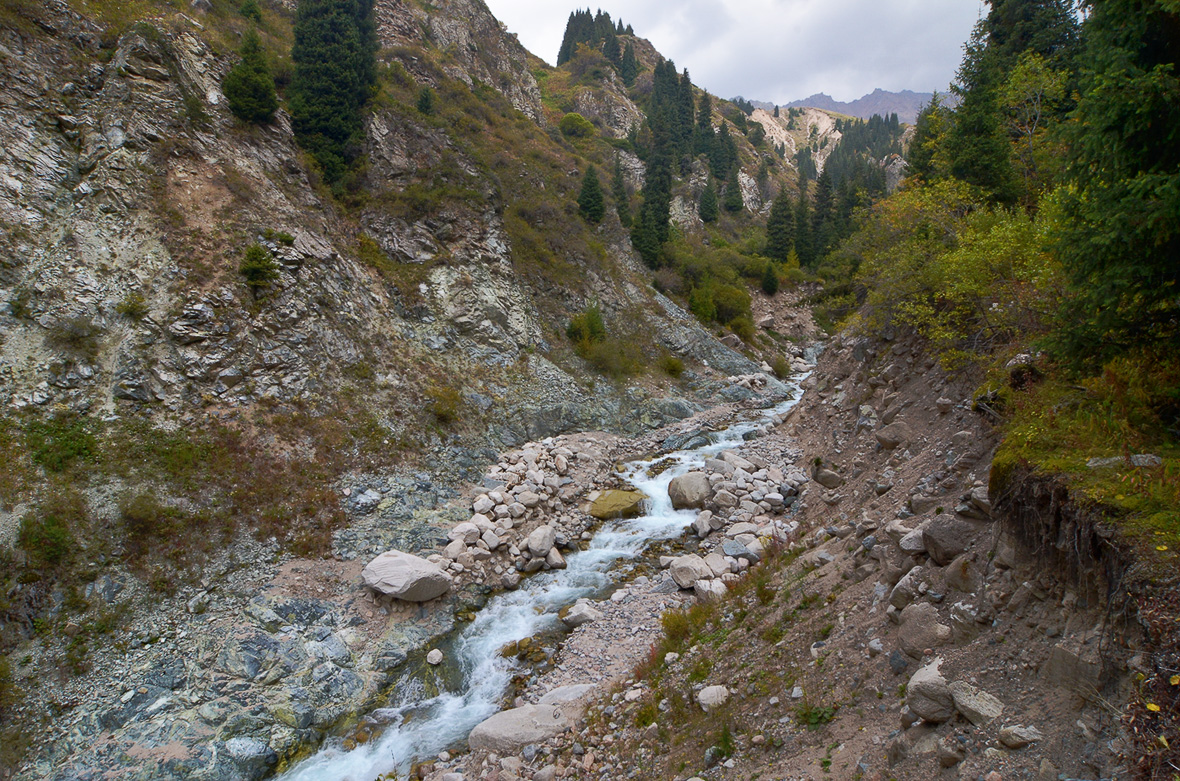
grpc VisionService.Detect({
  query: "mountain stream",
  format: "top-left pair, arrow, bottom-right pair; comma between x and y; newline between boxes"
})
281,382 -> 805,781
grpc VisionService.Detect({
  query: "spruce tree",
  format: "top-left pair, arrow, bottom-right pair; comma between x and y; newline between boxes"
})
811,170 -> 834,255
416,86 -> 435,115
723,166 -> 743,212
629,208 -> 659,267
699,179 -> 719,223
761,260 -> 779,296
603,27 -> 620,64
240,0 -> 262,21
764,193 -> 794,262
223,29 -> 278,124
694,92 -> 713,156
620,42 -> 638,87
577,166 -> 605,223
794,189 -> 815,267
611,157 -> 632,227
1052,0 -> 1180,365
290,0 -> 377,184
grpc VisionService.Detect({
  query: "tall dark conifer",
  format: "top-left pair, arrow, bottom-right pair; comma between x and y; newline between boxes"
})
765,193 -> 794,262
1052,0 -> 1180,365
577,166 -> 605,223
290,0 -> 377,184
699,178 -> 719,223
620,42 -> 638,87
223,29 -> 278,124
723,166 -> 743,212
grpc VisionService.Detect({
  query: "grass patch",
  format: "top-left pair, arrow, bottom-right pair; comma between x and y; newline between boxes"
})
25,414 -> 98,474
990,349 -> 1180,551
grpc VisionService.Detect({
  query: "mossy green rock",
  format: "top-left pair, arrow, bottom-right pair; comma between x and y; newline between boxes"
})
588,490 -> 648,519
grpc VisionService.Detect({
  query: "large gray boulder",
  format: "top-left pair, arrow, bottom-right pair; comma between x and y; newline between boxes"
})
697,685 -> 730,712
527,525 -> 556,558
668,472 -> 711,510
898,602 -> 952,658
875,422 -> 913,450
950,681 -> 1004,726
814,468 -> 844,489
468,704 -> 572,752
922,514 -> 977,565
669,554 -> 713,589
907,659 -> 954,723
361,550 -> 452,602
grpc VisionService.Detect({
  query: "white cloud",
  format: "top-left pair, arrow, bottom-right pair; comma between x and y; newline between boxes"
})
483,0 -> 984,102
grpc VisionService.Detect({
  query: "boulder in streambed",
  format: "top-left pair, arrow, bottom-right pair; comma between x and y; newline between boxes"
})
670,554 -> 713,589
586,489 -> 648,520
668,472 -> 711,509
361,550 -> 452,602
468,704 -> 574,752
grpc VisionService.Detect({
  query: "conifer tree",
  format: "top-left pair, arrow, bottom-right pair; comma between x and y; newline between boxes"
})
611,157 -> 632,227
676,69 -> 695,162
290,0 -> 378,184
240,0 -> 262,21
416,86 -> 435,115
694,92 -> 713,156
764,193 -> 794,262
603,27 -> 620,64
620,42 -> 638,87
794,177 -> 815,267
723,166 -> 743,212
577,166 -> 605,223
811,170 -> 834,255
761,260 -> 779,296
699,178 -> 719,223
223,29 -> 278,124
1052,0 -> 1180,365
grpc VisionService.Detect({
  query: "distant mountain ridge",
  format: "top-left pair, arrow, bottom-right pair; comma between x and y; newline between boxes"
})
739,89 -> 943,124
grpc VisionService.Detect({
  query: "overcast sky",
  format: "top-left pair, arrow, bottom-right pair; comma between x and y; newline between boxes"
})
483,0 -> 986,104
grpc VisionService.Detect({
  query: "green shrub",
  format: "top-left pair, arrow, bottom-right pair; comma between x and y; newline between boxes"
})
771,355 -> 790,379
46,316 -> 100,358
660,354 -> 684,377
240,243 -> 279,292
713,284 -> 751,325
18,491 -> 84,568
578,338 -> 641,378
120,492 -> 185,552
116,292 -> 148,320
795,700 -> 837,728
239,0 -> 261,21
425,384 -> 462,425
567,303 -> 606,345
729,315 -> 755,343
559,112 -> 595,138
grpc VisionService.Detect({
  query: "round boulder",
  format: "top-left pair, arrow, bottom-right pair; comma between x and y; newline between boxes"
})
362,550 -> 452,602
668,472 -> 711,510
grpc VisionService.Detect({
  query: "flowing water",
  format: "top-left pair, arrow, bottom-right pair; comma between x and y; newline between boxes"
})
280,384 -> 805,781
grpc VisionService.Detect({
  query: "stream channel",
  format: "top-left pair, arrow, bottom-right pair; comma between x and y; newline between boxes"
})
281,378 -> 806,781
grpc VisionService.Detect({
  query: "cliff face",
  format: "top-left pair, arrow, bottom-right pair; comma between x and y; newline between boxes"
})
375,0 -> 542,121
